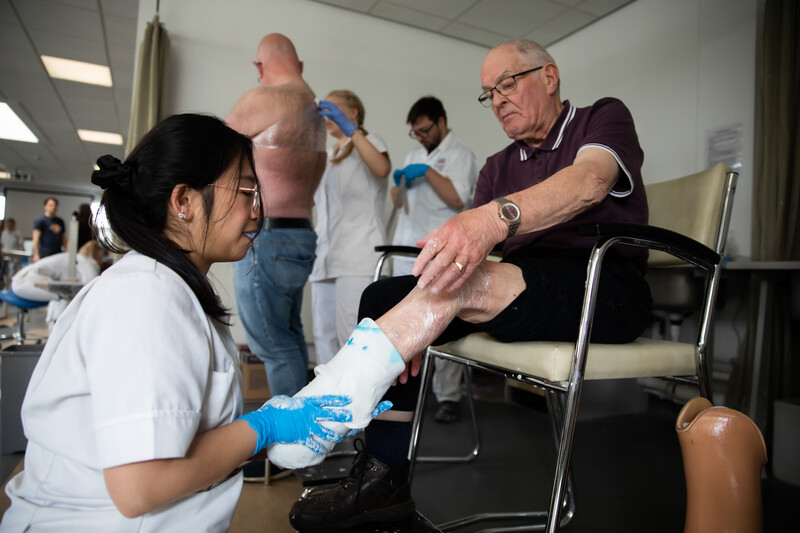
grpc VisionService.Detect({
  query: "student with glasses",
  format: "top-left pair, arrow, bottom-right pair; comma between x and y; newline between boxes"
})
1,114 -> 353,531
390,96 -> 479,424
289,38 -> 651,532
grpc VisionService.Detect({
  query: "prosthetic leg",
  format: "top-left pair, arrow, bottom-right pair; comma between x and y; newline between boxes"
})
676,397 -> 767,533
268,318 -> 406,469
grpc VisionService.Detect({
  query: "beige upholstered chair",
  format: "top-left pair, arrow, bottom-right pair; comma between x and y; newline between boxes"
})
406,163 -> 738,532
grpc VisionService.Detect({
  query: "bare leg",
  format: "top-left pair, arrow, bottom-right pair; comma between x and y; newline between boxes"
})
377,261 -> 525,359
267,261 -> 525,468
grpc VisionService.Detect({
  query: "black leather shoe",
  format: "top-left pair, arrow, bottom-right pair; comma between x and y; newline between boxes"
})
435,400 -> 461,423
289,440 -> 415,532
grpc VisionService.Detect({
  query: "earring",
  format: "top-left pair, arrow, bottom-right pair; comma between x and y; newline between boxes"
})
178,209 -> 186,220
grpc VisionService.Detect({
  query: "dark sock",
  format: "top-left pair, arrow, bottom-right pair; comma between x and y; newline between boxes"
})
365,419 -> 411,469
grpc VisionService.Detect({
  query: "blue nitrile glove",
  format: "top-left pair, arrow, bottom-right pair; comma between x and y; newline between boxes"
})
318,100 -> 357,137
238,394 -> 353,455
392,168 -> 405,187
397,164 -> 430,187
344,401 -> 393,438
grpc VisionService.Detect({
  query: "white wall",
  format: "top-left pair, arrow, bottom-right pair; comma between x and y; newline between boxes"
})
550,0 -> 757,258
2,188 -> 93,241
136,0 -> 506,344
136,0 -> 759,347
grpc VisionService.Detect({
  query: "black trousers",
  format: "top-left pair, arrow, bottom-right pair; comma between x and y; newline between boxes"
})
358,252 -> 653,411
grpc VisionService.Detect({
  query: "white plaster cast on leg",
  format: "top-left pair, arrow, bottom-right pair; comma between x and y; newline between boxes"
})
267,318 -> 405,469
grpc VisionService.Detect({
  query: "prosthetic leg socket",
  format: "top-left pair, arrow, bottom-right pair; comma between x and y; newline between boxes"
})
676,397 -> 767,533
267,318 -> 405,469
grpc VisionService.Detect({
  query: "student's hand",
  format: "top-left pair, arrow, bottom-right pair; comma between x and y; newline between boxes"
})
318,101 -> 357,137
238,394 -> 353,455
393,164 -> 429,187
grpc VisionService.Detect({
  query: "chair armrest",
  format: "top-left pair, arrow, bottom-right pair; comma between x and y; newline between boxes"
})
579,222 -> 720,268
375,245 -> 423,256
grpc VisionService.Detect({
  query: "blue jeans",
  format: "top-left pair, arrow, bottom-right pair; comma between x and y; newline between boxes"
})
233,228 -> 316,398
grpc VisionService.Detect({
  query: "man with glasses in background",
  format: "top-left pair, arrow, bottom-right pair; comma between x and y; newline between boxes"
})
289,39 -> 651,531
390,96 -> 478,424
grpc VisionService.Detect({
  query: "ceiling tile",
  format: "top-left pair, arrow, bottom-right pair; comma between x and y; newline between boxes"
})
29,29 -> 109,64
525,8 -> 596,46
47,0 -> 97,10
577,0 -> 632,17
380,0 -> 478,19
439,21 -> 510,48
315,0 -> 379,13
104,12 -> 138,48
0,1 -> 16,24
457,0 -> 568,38
15,0 -> 104,43
108,42 -> 135,78
371,1 -> 450,31
100,0 -> 139,19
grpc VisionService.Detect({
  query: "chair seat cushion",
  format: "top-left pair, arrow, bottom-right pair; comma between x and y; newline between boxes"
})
0,289 -> 49,310
431,333 -> 697,383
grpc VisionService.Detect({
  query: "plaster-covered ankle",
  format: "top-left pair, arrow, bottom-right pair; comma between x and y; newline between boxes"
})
267,318 -> 405,469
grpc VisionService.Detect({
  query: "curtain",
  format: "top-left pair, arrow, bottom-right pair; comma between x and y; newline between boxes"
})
125,15 -> 170,156
727,0 -> 800,437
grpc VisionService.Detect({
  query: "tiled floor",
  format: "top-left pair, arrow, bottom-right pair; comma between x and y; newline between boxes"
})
1,308 -> 799,532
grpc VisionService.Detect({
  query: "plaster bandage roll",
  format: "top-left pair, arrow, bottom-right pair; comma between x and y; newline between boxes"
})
267,318 -> 405,469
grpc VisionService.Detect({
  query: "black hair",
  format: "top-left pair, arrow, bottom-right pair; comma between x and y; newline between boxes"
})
407,96 -> 447,126
44,197 -> 59,206
93,113 -> 260,323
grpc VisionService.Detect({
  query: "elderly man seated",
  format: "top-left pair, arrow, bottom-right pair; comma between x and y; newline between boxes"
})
265,39 -> 651,532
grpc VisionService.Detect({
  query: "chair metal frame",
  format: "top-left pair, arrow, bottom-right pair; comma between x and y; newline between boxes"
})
373,245 -> 481,464
406,167 -> 738,532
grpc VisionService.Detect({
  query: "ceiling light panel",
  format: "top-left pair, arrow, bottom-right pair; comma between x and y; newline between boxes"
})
77,129 -> 123,145
0,103 -> 39,143
41,55 -> 113,87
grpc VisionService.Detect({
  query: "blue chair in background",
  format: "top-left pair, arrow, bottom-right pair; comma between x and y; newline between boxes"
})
0,289 -> 48,345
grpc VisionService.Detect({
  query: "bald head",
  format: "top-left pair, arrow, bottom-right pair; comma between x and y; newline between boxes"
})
481,39 -> 563,146
254,33 -> 304,86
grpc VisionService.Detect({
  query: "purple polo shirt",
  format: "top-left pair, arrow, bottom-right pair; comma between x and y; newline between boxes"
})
474,97 -> 648,269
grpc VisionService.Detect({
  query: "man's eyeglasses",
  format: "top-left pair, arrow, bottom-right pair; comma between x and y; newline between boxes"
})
408,122 -> 437,139
477,66 -> 543,108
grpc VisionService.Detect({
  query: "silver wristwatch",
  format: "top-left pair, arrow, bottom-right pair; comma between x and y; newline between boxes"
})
493,197 -> 521,239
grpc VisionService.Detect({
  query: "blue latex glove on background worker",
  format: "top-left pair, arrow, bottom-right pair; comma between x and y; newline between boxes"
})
318,100 -> 357,137
238,394 -> 393,455
393,163 -> 430,187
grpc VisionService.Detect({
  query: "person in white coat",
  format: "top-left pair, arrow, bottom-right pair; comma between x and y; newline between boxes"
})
391,96 -> 478,423
11,239 -> 105,330
0,114 -> 354,532
311,90 -> 391,365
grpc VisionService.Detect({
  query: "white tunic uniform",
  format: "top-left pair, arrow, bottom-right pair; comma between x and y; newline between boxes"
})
1,251 -> 243,532
391,132 -> 478,275
311,133 -> 388,281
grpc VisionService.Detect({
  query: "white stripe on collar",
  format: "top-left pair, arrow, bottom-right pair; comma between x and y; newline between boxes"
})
517,103 -> 575,161
552,104 -> 576,150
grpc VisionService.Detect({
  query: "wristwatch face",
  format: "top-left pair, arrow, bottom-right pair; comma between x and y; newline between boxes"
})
501,202 -> 520,222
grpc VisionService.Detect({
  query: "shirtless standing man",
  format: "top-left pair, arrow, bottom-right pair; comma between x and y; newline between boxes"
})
226,34 -> 327,483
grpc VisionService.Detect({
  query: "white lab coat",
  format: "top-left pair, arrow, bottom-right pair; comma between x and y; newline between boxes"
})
310,133 -> 388,281
392,132 -> 478,275
0,251 -> 243,532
